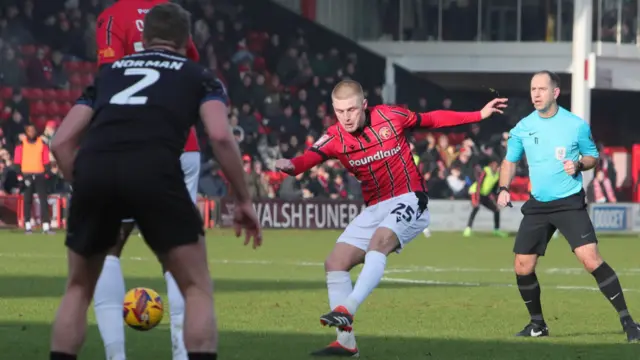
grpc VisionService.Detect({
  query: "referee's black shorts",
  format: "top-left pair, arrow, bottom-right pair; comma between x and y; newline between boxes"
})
65,150 -> 204,258
513,190 -> 597,256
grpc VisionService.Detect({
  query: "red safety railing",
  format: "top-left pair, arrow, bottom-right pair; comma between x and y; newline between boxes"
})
1,194 -> 219,230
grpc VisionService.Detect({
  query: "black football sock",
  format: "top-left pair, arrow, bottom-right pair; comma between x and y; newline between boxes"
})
516,273 -> 545,325
591,262 -> 632,321
467,207 -> 479,227
50,352 -> 76,360
493,211 -> 500,230
188,352 -> 217,360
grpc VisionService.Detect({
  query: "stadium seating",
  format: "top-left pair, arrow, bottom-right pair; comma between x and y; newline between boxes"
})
0,0 -> 530,201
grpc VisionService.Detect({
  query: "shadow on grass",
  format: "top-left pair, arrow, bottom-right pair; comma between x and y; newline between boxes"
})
0,321 -> 637,360
0,275 -> 499,298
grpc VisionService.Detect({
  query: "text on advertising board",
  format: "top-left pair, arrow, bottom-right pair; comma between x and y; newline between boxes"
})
220,198 -> 367,229
592,207 -> 627,231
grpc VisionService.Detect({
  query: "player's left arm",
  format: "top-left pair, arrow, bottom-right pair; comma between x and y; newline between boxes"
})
50,84 -> 97,181
394,98 -> 507,129
576,122 -> 599,171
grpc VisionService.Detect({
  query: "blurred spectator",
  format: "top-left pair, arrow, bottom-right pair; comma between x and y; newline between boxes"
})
436,134 -> 456,167
258,133 -> 282,171
5,87 -> 29,120
588,169 -> 617,203
4,109 -> 28,151
278,172 -> 305,200
50,50 -> 69,88
245,156 -> 272,199
447,166 -> 468,199
26,47 -> 53,87
199,160 -> 228,197
1,46 -> 26,87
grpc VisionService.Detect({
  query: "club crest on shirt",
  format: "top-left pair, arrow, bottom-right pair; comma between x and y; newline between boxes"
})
313,134 -> 333,149
555,147 -> 566,160
378,126 -> 392,140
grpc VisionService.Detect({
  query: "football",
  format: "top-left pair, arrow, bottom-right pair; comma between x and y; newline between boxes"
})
122,287 -> 164,331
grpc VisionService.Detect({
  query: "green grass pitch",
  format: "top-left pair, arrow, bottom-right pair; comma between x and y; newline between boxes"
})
1,229 -> 639,359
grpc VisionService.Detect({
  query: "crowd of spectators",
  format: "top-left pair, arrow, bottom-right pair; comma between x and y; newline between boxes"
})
0,0 -> 620,204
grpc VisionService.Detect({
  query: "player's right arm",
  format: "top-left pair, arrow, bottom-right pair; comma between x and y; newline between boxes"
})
276,131 -> 337,175
96,8 -> 126,68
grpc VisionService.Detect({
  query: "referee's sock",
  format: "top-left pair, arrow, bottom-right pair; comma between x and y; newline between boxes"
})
188,352 -> 217,360
516,273 -> 545,325
591,262 -> 632,321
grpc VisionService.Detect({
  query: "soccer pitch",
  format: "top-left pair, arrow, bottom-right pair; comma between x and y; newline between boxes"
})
1,229 -> 639,359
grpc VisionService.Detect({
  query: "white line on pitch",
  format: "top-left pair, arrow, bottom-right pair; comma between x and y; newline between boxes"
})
3,252 -> 640,277
380,277 -> 640,293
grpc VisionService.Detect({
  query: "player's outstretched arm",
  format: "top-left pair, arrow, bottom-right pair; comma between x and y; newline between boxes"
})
276,150 -> 325,176
276,133 -> 335,175
413,98 -> 508,129
50,104 -> 94,181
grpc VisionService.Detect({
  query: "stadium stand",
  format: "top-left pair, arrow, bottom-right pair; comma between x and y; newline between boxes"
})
0,0 -> 536,202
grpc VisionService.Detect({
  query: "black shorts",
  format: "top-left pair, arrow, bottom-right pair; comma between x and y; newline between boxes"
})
513,190 -> 597,256
472,194 -> 498,212
65,150 -> 204,257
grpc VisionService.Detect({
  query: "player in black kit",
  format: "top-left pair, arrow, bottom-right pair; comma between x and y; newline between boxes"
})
48,4 -> 262,360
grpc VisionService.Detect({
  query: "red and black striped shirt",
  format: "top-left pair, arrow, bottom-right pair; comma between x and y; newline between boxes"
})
291,105 -> 482,206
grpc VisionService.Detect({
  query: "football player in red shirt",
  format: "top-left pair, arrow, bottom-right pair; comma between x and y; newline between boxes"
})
276,80 -> 506,357
94,1 -> 200,359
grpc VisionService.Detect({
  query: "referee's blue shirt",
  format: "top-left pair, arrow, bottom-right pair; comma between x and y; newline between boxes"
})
505,106 -> 599,202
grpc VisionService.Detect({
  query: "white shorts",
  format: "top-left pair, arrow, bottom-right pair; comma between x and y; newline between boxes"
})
122,152 -> 200,223
337,192 -> 431,252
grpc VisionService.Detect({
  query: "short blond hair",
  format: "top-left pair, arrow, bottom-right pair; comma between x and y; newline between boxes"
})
331,80 -> 364,101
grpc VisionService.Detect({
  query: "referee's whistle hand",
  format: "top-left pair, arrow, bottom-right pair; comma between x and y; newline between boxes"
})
497,191 -> 511,209
480,98 -> 509,119
563,160 -> 577,176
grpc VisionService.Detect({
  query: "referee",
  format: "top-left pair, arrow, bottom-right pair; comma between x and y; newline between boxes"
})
497,71 -> 640,341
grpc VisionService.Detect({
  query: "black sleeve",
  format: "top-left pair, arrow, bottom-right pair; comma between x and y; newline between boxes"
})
199,68 -> 228,105
75,75 -> 98,108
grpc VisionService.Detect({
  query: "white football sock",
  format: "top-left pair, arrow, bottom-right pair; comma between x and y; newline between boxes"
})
94,255 -> 126,360
25,220 -> 32,231
327,271 -> 352,309
326,271 -> 356,348
343,251 -> 387,315
165,271 -> 188,360
42,222 -> 50,232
